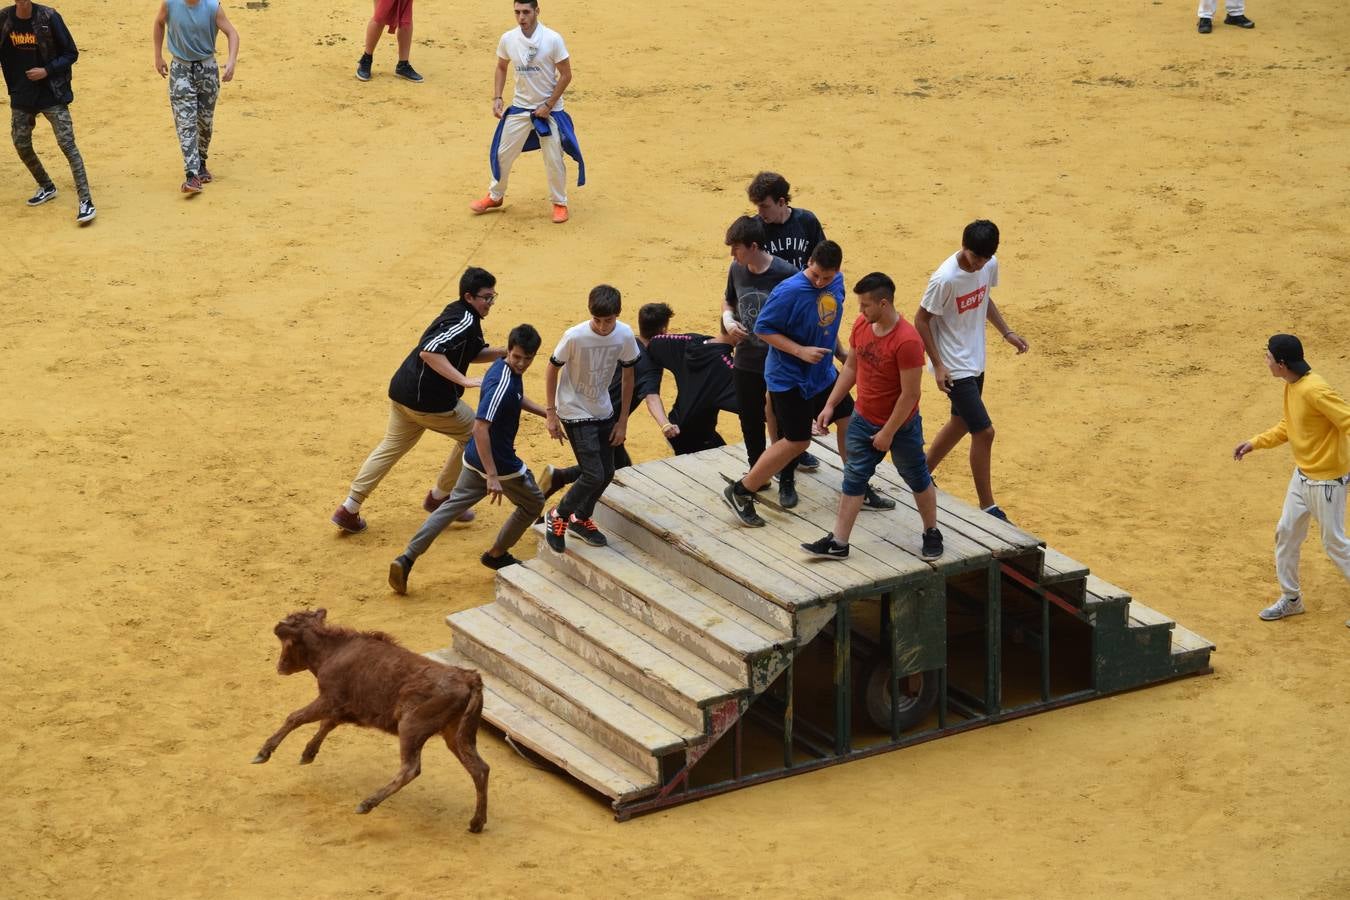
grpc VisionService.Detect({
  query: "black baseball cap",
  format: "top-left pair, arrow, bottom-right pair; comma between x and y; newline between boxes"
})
1268,334 -> 1311,376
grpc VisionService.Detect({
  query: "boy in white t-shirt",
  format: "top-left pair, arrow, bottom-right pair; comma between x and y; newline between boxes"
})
913,220 -> 1029,522
470,0 -> 573,223
543,285 -> 641,552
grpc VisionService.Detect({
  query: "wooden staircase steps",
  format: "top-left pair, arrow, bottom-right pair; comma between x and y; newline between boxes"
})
427,647 -> 658,802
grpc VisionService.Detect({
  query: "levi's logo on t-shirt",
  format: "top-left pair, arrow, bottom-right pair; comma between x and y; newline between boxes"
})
955,286 -> 986,314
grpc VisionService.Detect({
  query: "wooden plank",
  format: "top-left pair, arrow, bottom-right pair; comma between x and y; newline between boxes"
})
1125,600 -> 1175,630
617,463 -> 848,601
451,606 -> 693,764
802,437 -> 1041,556
653,455 -> 899,593
589,500 -> 797,632
600,476 -> 823,610
500,562 -> 743,705
426,647 -> 657,802
1040,545 -> 1089,583
1169,622 -> 1216,654
534,526 -> 789,672
734,444 -> 995,574
1085,574 -> 1132,604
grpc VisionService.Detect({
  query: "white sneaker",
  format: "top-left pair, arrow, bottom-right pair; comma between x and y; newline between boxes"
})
1258,596 -> 1305,621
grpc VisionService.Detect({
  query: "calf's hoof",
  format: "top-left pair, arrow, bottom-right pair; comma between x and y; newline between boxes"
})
468,819 -> 485,834
299,756 -> 315,765
355,801 -> 374,815
251,753 -> 269,764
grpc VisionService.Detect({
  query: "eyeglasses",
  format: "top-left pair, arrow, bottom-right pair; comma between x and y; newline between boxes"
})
474,292 -> 498,304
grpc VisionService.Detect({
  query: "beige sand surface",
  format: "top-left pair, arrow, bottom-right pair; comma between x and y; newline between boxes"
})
5,0 -> 1349,895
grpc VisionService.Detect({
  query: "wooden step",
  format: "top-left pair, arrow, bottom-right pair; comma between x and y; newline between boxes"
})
591,478 -> 818,624
426,647 -> 658,802
532,526 -> 792,683
1084,573 -> 1132,612
494,562 -> 744,729
449,605 -> 697,776
1169,621 -> 1216,657
1126,599 -> 1176,631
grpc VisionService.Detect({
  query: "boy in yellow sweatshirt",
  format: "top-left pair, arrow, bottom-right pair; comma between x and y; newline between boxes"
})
1234,334 -> 1350,625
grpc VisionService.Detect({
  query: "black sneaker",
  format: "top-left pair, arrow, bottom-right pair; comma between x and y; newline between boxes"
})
862,485 -> 896,511
480,551 -> 521,570
567,514 -> 608,547
544,507 -> 567,552
26,184 -> 57,206
722,481 -> 765,527
920,527 -> 944,560
394,60 -> 424,82
802,533 -> 849,559
356,53 -> 372,81
1197,16 -> 1212,32
76,200 -> 96,224
388,554 -> 413,594
1223,13 -> 1254,27
797,451 -> 820,472
778,478 -> 799,509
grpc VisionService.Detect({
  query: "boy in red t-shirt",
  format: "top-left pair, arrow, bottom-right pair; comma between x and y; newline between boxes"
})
803,272 -> 942,560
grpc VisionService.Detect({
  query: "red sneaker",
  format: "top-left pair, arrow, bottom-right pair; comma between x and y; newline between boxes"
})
331,506 -> 367,534
551,203 -> 569,224
469,195 -> 503,214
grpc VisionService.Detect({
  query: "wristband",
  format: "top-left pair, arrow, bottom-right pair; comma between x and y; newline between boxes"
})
545,406 -> 557,412
722,310 -> 737,330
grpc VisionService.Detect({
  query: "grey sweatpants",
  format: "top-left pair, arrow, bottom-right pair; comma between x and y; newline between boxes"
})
11,105 -> 91,202
405,466 -> 545,560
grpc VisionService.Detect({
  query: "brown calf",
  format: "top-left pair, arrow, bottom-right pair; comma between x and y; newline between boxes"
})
252,608 -> 489,832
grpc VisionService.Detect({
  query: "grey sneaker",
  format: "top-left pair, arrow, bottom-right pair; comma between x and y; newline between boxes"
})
27,183 -> 57,206
1259,596 -> 1304,621
722,481 -> 765,527
797,451 -> 820,472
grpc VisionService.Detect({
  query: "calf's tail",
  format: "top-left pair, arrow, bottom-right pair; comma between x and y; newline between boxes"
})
455,672 -> 484,747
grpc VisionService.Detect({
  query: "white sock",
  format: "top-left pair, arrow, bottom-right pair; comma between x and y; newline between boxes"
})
343,497 -> 361,514
430,488 -> 449,501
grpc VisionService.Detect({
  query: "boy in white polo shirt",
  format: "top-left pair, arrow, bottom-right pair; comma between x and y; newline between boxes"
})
914,219 -> 1029,522
543,285 -> 641,552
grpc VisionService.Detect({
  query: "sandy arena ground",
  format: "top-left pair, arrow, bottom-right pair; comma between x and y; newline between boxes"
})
5,0 -> 1350,895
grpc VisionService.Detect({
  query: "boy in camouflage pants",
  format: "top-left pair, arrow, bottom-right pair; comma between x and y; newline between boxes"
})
152,0 -> 239,193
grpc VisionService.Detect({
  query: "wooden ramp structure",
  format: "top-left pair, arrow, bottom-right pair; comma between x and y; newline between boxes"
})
430,439 -> 1214,819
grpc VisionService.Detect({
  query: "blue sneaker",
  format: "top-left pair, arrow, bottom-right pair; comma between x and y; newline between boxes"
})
984,505 -> 1010,523
797,451 -> 820,472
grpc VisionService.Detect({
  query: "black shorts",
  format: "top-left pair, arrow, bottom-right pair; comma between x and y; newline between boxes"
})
770,384 -> 854,443
948,373 -> 992,433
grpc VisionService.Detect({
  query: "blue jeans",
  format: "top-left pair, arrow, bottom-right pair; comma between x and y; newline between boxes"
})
842,413 -> 931,497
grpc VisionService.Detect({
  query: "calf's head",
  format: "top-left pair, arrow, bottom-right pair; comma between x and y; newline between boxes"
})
273,608 -> 327,675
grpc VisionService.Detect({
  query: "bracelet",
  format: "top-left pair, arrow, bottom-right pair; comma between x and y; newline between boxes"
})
545,406 -> 557,412
493,96 -> 502,100
661,422 -> 675,432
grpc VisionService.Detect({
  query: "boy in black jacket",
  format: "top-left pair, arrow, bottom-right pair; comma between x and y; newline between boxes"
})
0,0 -> 94,223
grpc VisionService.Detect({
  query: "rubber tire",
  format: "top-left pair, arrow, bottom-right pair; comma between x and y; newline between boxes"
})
864,665 -> 940,733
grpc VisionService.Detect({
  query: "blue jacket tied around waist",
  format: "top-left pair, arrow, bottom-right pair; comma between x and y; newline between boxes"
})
489,106 -> 586,187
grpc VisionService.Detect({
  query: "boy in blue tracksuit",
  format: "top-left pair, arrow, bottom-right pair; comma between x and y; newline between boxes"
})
723,240 -> 856,526
388,324 -> 547,594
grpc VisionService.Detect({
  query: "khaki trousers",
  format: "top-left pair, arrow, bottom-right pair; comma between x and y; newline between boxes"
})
348,400 -> 474,502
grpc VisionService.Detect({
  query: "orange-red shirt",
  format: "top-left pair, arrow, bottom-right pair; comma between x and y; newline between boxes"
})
851,314 -> 926,427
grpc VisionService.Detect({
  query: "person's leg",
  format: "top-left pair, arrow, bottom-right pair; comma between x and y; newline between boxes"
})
1273,471 -> 1312,601
612,442 -> 632,471
831,417 -> 883,546
969,426 -> 997,509
539,123 -> 567,206
403,469 -> 488,561
195,60 -> 220,175
415,399 -> 475,498
363,14 -> 384,54
1224,0 -> 1244,15
168,60 -> 201,178
486,113 -> 535,201
744,390 -> 812,490
575,419 -> 617,520
40,107 -> 90,202
488,472 -> 547,556
556,422 -> 606,520
10,107 -> 53,190
925,416 -> 968,472
734,368 -> 768,468
1310,479 -> 1350,586
396,22 -> 412,62
1197,0 -> 1217,16
346,402 -> 427,507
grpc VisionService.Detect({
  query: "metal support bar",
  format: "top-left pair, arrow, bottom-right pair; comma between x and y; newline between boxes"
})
886,592 -> 901,742
732,716 -> 743,780
985,564 -> 1002,715
938,666 -> 948,728
783,658 -> 794,770
833,601 -> 851,756
1040,594 -> 1051,701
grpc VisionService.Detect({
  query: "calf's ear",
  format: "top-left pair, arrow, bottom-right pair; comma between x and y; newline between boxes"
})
314,608 -> 328,623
